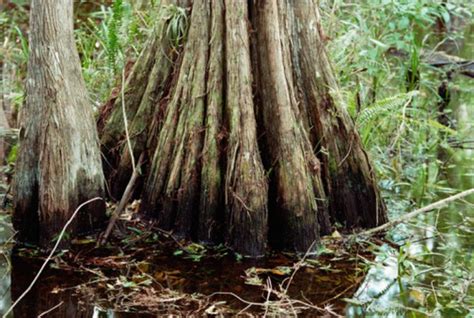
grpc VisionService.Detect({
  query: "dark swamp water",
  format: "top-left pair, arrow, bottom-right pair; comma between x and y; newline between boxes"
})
0,215 -> 380,317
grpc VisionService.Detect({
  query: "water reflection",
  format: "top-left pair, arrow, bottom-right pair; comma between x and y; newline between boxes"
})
9,254 -> 91,318
0,216 -> 12,317
0,229 -> 369,317
346,23 -> 474,316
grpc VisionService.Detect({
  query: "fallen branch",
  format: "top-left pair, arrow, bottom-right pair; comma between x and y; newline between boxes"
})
387,48 -> 474,78
2,197 -> 103,318
208,291 -> 341,317
37,301 -> 64,317
358,188 -> 474,237
98,152 -> 144,247
206,241 -> 344,317
97,65 -> 145,247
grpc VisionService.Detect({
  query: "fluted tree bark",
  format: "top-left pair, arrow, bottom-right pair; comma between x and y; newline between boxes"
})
13,0 -> 106,247
99,0 -> 387,256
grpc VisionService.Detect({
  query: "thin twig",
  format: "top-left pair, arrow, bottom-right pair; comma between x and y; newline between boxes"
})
283,241 -> 316,294
97,65 -> 145,247
263,277 -> 272,317
121,67 -> 136,171
387,96 -> 412,153
291,300 -> 343,318
358,188 -> 474,237
98,153 -> 144,246
2,197 -> 103,318
208,291 -> 262,307
37,301 -> 64,317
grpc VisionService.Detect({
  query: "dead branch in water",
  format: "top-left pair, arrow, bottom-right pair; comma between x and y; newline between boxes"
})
98,153 -> 144,247
99,66 -> 145,247
358,188 -> 474,237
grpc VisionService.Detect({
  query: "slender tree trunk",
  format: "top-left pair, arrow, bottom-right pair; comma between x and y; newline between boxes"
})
13,0 -> 106,247
98,0 -> 387,256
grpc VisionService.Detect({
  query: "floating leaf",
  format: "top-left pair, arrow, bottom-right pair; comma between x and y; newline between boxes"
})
271,266 -> 292,276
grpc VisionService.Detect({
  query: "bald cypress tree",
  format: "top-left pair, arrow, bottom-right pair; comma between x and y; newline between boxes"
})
99,0 -> 387,256
13,0 -> 106,247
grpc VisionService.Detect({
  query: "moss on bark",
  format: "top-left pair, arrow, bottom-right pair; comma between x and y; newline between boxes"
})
98,0 -> 387,256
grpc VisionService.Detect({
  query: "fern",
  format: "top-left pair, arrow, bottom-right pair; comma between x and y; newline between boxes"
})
107,0 -> 124,73
356,91 -> 418,128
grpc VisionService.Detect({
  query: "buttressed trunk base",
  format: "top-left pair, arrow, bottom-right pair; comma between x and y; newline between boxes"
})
99,0 -> 387,257
13,0 -> 106,248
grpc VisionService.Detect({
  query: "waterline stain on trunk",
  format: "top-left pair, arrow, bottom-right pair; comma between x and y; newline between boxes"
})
98,0 -> 387,256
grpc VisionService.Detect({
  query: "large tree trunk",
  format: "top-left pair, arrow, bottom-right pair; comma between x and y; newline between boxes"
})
12,0 -> 106,247
99,0 -> 387,256
287,1 -> 387,228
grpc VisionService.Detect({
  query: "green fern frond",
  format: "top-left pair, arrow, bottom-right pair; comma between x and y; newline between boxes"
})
107,0 -> 124,72
346,89 -> 359,118
356,90 -> 418,128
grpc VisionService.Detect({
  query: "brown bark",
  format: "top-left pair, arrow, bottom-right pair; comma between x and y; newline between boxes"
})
224,0 -> 268,255
287,0 -> 387,228
141,0 -> 210,237
98,0 -> 387,256
98,0 -> 187,199
198,0 -> 224,242
252,0 -> 328,251
13,0 -> 106,247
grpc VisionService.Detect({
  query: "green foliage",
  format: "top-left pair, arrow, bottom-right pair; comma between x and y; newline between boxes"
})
13,25 -> 29,60
51,230 -> 70,245
174,243 -> 207,262
74,0 -> 158,104
356,91 -> 418,128
162,4 -> 188,50
7,144 -> 18,165
322,0 -> 474,315
321,0 -> 474,206
0,3 -> 28,118
107,0 -> 124,72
